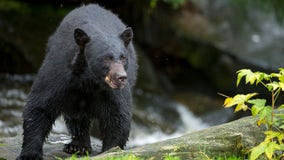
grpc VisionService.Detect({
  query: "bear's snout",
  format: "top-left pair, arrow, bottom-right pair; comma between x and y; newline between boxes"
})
105,62 -> 127,89
117,73 -> 127,83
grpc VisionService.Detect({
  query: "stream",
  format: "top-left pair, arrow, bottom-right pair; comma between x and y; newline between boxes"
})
0,74 -> 232,147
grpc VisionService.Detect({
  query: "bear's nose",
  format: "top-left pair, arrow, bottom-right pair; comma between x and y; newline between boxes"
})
118,75 -> 127,83
116,71 -> 127,82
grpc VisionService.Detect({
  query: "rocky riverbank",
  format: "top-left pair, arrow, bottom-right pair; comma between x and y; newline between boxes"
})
0,115 -> 265,160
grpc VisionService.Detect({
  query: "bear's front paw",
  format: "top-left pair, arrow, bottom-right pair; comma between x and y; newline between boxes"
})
63,143 -> 92,155
16,152 -> 43,160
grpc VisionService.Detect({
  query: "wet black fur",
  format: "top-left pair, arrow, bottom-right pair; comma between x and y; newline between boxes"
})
17,4 -> 137,160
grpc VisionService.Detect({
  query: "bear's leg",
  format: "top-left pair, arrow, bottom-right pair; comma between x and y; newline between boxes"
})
63,116 -> 92,155
99,107 -> 131,152
17,107 -> 58,160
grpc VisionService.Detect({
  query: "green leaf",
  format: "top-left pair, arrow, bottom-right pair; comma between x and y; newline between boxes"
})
277,133 -> 284,144
279,82 -> 284,91
248,99 -> 266,116
265,142 -> 280,159
259,106 -> 272,123
279,75 -> 284,82
248,99 -> 266,106
236,69 -> 253,86
279,125 -> 284,130
279,144 -> 284,150
279,68 -> 284,75
273,115 -> 284,128
245,93 -> 259,101
267,82 -> 280,91
255,72 -> 270,84
250,141 -> 268,160
264,131 -> 281,141
277,104 -> 284,110
245,71 -> 258,85
271,73 -> 281,78
251,106 -> 259,116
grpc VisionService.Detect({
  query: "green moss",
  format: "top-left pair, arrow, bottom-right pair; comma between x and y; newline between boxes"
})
60,153 -> 182,160
214,155 -> 243,160
102,154 -> 141,160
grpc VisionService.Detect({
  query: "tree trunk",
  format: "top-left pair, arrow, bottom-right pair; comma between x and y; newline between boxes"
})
93,116 -> 265,159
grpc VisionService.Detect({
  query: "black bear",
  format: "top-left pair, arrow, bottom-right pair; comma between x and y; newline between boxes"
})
17,4 -> 137,160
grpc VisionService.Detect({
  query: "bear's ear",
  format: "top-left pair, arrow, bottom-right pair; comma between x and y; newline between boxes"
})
74,28 -> 90,47
120,27 -> 133,47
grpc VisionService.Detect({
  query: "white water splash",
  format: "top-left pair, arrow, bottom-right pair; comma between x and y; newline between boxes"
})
51,103 -> 209,147
128,104 -> 208,147
0,89 -> 27,107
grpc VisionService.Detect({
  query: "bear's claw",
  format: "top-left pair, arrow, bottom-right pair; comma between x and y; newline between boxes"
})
63,143 -> 92,155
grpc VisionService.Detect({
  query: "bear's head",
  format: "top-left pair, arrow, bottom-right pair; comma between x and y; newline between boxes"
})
73,27 -> 133,90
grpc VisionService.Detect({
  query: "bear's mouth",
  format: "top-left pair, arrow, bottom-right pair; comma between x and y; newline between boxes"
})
105,74 -> 126,89
104,62 -> 127,89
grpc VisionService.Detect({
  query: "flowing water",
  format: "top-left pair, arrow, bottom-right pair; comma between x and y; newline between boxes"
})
0,74 -> 212,147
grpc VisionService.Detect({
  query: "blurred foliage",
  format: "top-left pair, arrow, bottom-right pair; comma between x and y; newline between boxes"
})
162,0 -> 186,9
150,0 -> 186,9
0,0 -> 29,13
0,0 -> 71,73
230,0 -> 284,23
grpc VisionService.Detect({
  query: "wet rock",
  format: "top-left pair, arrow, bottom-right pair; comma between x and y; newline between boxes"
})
0,134 -> 101,160
0,115 -> 266,160
193,0 -> 284,70
83,115 -> 267,159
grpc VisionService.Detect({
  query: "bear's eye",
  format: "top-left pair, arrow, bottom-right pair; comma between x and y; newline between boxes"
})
104,55 -> 113,62
120,55 -> 127,64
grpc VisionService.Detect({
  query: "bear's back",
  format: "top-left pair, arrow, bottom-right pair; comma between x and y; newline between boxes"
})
59,4 -> 126,35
